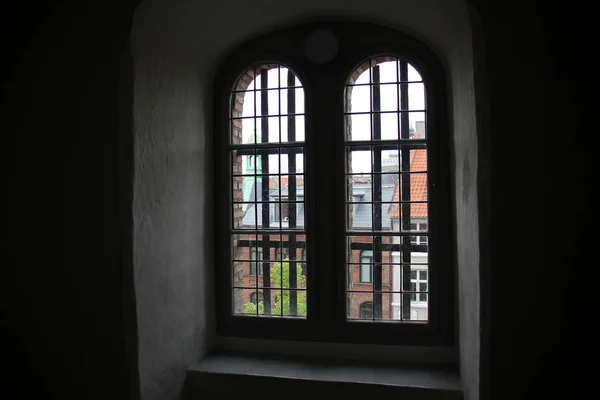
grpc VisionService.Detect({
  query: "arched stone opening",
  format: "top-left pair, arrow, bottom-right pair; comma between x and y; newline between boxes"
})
130,1 -> 484,399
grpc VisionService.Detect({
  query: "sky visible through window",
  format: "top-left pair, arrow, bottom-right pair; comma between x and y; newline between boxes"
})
241,62 -> 424,173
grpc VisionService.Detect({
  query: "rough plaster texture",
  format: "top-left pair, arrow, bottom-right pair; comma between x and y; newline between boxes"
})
130,1 -> 481,399
132,59 -> 212,400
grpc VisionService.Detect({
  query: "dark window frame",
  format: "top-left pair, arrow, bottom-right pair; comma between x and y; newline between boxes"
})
214,21 -> 454,346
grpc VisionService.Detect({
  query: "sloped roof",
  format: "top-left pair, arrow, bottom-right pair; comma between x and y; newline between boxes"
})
242,178 -> 305,228
350,173 -> 397,230
390,149 -> 427,218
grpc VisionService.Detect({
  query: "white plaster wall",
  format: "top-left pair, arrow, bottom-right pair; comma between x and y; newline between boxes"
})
450,48 -> 480,400
130,1 -> 479,399
132,58 -> 212,400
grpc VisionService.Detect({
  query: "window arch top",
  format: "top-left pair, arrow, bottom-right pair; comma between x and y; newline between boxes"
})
230,64 -> 305,145
345,56 -> 426,141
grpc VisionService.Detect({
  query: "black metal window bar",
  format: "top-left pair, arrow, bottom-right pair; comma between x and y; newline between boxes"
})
230,64 -> 307,318
345,57 -> 429,322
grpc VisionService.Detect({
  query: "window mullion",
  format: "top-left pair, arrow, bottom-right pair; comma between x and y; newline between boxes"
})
287,69 -> 299,316
399,59 -> 413,321
260,70 -> 273,315
372,65 -> 384,320
311,74 -> 338,338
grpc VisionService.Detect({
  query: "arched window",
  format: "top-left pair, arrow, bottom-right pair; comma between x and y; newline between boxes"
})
345,57 -> 430,323
359,302 -> 374,320
226,63 -> 307,320
215,22 -> 453,345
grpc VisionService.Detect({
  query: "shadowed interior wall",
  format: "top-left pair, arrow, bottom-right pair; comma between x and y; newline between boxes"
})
5,1 -> 593,400
130,1 -> 480,399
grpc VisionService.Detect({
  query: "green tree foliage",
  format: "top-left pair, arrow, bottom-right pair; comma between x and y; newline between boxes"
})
243,259 -> 306,316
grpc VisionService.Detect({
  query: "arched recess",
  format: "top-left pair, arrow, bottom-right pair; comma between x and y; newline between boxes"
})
129,1 -> 485,400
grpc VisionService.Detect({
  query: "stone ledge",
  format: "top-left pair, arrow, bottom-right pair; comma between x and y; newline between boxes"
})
185,353 -> 462,399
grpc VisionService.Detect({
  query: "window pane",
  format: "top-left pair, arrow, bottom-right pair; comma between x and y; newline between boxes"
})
230,64 -> 307,319
404,112 -> 427,139
346,85 -> 371,113
233,288 -> 262,316
348,292 -> 374,320
380,113 -> 399,141
359,302 -> 374,319
347,175 -> 372,203
347,264 -> 373,291
378,83 -> 398,111
372,58 -> 398,83
346,113 -> 371,141
280,114 -> 305,143
347,149 -> 371,174
344,56 -> 430,324
399,83 -> 426,111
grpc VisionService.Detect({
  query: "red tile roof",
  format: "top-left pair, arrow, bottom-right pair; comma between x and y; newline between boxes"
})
269,176 -> 304,189
390,149 -> 428,218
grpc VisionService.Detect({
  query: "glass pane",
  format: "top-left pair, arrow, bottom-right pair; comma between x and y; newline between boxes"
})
280,235 -> 306,286
397,173 -> 428,202
347,84 -> 371,113
372,202 -> 394,231
347,149 -> 371,174
279,289 -> 307,317
232,149 -> 256,175
347,175 -> 373,203
347,264 -> 373,291
399,83 -> 426,111
348,292 -> 404,321
234,203 -> 257,229
346,113 -> 371,141
349,203 -> 372,231
408,63 -> 423,82
280,114 -> 305,143
348,292 -> 374,320
280,87 -> 305,116
380,113 -> 399,141
351,62 -> 371,85
374,149 -> 401,172
279,148 -> 304,174
377,84 -> 398,111
402,218 -> 429,232
278,68 -> 302,88
296,151 -> 305,173
372,58 -> 398,83
279,174 -> 304,200
233,288 -> 262,315
405,113 -> 427,139
360,263 -> 372,283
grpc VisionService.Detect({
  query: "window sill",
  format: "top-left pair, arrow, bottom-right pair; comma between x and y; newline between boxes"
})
186,353 -> 462,399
